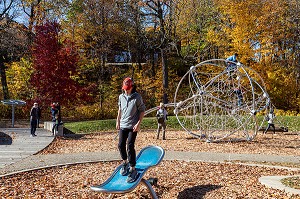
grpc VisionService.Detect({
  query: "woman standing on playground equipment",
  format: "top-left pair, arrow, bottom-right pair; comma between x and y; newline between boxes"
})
116,77 -> 146,183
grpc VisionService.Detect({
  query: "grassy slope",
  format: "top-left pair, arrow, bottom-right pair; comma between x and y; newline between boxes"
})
64,116 -> 300,134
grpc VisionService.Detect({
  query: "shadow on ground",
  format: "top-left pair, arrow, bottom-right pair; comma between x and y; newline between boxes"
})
0,132 -> 12,145
177,184 -> 222,199
62,127 -> 85,139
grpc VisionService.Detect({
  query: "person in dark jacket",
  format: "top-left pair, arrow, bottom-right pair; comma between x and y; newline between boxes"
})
30,102 -> 41,137
51,103 -> 59,135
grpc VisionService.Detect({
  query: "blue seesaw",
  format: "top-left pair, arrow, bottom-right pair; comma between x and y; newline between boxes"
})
91,145 -> 165,199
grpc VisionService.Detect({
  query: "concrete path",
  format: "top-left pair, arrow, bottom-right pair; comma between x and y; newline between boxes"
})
0,127 -> 299,195
0,128 -> 54,169
259,175 -> 300,195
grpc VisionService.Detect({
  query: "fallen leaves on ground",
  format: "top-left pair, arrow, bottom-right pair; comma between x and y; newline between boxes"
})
1,161 -> 299,198
40,130 -> 300,156
1,130 -> 300,198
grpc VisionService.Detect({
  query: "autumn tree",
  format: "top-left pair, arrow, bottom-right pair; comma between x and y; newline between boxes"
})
20,0 -> 71,32
0,1 -> 18,99
31,21 -> 88,108
6,58 -> 33,100
211,0 -> 300,111
62,0 -> 150,112
137,0 -> 177,104
175,0 -> 220,61
0,17 -> 30,100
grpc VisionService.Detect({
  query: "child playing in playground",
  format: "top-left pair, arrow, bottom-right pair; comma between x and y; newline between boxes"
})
233,88 -> 243,106
156,102 -> 168,140
226,53 -> 238,66
263,109 -> 276,134
226,53 -> 239,75
116,77 -> 145,183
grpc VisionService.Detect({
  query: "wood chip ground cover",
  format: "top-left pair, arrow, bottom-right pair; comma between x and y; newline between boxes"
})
40,130 -> 300,156
1,130 -> 300,198
1,161 -> 299,198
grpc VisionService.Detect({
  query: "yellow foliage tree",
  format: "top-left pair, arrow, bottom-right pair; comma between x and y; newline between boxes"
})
6,58 -> 33,100
175,0 -> 221,61
210,0 -> 299,111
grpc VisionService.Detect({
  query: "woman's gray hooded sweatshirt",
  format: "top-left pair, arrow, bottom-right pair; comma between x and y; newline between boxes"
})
118,92 -> 146,129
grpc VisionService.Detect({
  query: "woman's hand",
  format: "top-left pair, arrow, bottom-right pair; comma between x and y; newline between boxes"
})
133,123 -> 140,132
116,121 -> 120,130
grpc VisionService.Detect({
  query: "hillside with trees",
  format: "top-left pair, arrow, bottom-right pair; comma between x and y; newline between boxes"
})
0,0 -> 299,120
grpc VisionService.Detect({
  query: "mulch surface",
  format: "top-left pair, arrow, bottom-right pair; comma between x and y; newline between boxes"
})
1,130 -> 300,198
40,130 -> 300,156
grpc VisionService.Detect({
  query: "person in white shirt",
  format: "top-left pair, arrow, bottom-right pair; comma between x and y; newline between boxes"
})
156,103 -> 168,140
263,109 -> 276,134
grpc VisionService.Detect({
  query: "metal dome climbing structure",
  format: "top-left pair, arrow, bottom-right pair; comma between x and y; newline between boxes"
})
173,59 -> 270,142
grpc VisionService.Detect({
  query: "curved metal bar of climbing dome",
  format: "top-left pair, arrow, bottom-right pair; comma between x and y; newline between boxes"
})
144,103 -> 176,116
173,59 -> 267,142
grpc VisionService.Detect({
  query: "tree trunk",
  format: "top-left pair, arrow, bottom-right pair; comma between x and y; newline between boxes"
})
0,62 -> 9,99
161,48 -> 168,104
151,49 -> 156,77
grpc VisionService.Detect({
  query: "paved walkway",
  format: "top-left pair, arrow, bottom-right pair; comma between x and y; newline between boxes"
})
0,128 -> 54,169
0,128 -> 300,195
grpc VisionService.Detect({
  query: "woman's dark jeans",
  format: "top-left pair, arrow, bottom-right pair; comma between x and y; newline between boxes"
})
118,128 -> 137,167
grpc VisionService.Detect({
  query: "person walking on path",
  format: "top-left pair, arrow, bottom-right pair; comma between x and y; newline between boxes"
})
156,102 -> 168,140
116,77 -> 146,183
264,109 -> 276,134
30,102 -> 41,137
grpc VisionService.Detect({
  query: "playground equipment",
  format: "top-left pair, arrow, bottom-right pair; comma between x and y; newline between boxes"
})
91,145 -> 165,199
91,59 -> 287,198
173,59 -> 272,142
144,59 -> 287,142
145,59 -> 287,142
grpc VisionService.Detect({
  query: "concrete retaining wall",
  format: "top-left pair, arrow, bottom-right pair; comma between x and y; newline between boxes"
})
44,121 -> 63,136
